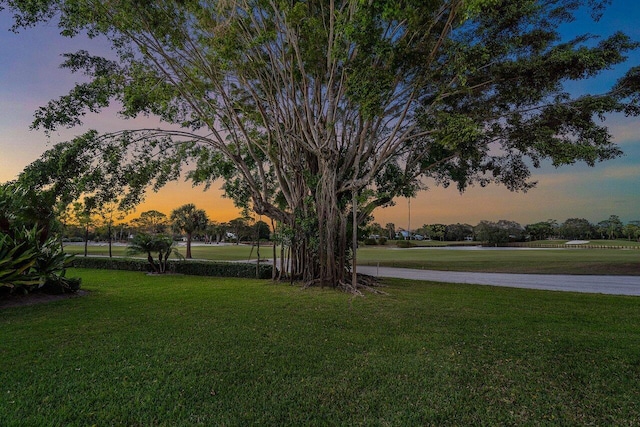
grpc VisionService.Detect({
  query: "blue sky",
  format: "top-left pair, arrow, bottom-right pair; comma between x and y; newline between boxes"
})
0,1 -> 639,226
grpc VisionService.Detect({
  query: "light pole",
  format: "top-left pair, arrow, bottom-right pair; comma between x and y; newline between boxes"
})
407,197 -> 411,240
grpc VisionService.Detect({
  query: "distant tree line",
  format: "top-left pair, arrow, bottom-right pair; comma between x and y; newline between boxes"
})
60,203 -> 272,256
366,215 -> 640,245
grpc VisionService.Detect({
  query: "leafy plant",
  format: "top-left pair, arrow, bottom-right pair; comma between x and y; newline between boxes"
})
34,237 -> 81,294
1,228 -> 81,295
0,183 -> 81,297
72,256 -> 273,279
0,231 -> 40,294
127,233 -> 182,274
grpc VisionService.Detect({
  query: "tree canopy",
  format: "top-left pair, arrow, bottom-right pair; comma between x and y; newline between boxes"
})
4,0 -> 639,290
170,203 -> 209,259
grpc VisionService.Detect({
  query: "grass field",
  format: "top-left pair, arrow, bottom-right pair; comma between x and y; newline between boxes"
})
66,242 -> 640,275
1,270 -> 639,425
357,247 -> 640,275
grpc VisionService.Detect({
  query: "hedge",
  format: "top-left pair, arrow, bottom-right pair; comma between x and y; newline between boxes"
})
71,257 -> 274,279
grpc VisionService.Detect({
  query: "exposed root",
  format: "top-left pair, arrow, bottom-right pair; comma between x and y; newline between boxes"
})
300,274 -> 389,296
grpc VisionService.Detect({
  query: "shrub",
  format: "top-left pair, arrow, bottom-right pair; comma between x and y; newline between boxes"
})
71,257 -> 273,279
396,240 -> 415,248
364,237 -> 378,246
1,228 -> 81,295
127,233 -> 181,273
33,236 -> 81,294
0,231 -> 40,293
378,237 -> 387,245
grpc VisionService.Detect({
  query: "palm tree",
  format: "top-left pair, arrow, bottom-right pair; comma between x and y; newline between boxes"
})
170,204 -> 209,259
127,233 -> 179,273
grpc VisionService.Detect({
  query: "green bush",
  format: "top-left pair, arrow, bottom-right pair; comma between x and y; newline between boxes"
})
396,240 -> 415,248
0,232 -> 40,293
1,228 -> 81,295
363,238 -> 378,246
378,237 -> 387,245
71,257 -> 151,272
72,257 -> 273,279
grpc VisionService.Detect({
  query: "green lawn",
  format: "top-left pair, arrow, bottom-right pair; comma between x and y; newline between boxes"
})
357,247 -> 640,275
1,270 -> 640,425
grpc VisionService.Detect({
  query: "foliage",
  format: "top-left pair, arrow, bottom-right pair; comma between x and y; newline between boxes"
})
385,223 -> 396,240
227,217 -> 254,244
525,220 -> 559,241
474,220 -> 525,244
444,224 -> 474,241
424,224 -> 447,241
204,221 -> 228,244
71,256 -> 151,272
71,256 -> 273,279
254,220 -> 271,241
1,228 -> 80,295
0,182 -> 57,242
623,221 -> 640,241
0,183 -> 81,295
131,210 -> 169,234
4,0 -> 640,288
396,240 -> 416,248
170,204 -> 209,259
172,260 -> 272,279
559,218 -> 595,240
596,214 -> 624,239
33,236 -> 81,293
126,233 -> 181,274
363,237 -> 378,246
0,229 -> 40,292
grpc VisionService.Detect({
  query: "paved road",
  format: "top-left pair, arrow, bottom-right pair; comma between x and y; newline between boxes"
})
357,265 -> 640,296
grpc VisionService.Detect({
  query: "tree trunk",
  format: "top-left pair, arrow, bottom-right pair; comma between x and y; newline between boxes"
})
186,233 -> 192,259
108,222 -> 113,258
304,164 -> 347,288
147,252 -> 158,273
352,190 -> 357,290
84,226 -> 89,257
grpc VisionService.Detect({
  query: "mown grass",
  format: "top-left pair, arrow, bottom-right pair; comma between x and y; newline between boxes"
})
358,247 -> 640,275
1,270 -> 640,425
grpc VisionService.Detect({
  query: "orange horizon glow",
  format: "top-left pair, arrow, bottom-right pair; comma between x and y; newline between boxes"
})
2,154 -> 638,227
123,181 -> 244,224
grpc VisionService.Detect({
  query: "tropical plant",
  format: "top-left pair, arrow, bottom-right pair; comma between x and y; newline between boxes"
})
127,233 -> 182,274
0,184 -> 82,296
0,227 -> 80,295
170,204 -> 209,259
0,231 -> 40,294
33,236 -> 81,294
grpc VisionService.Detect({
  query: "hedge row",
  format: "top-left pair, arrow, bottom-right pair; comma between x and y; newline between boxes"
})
71,257 -> 273,279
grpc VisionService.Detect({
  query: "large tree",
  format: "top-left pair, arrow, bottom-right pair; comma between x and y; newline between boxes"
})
4,0 -> 640,290
560,217 -> 594,240
131,210 -> 170,235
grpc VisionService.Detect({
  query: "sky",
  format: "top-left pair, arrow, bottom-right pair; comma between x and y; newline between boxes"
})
0,1 -> 639,228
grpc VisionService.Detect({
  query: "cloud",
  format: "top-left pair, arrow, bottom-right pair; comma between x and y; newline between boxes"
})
603,114 -> 640,145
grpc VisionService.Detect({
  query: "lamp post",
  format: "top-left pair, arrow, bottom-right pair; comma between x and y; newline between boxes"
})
408,197 -> 411,240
